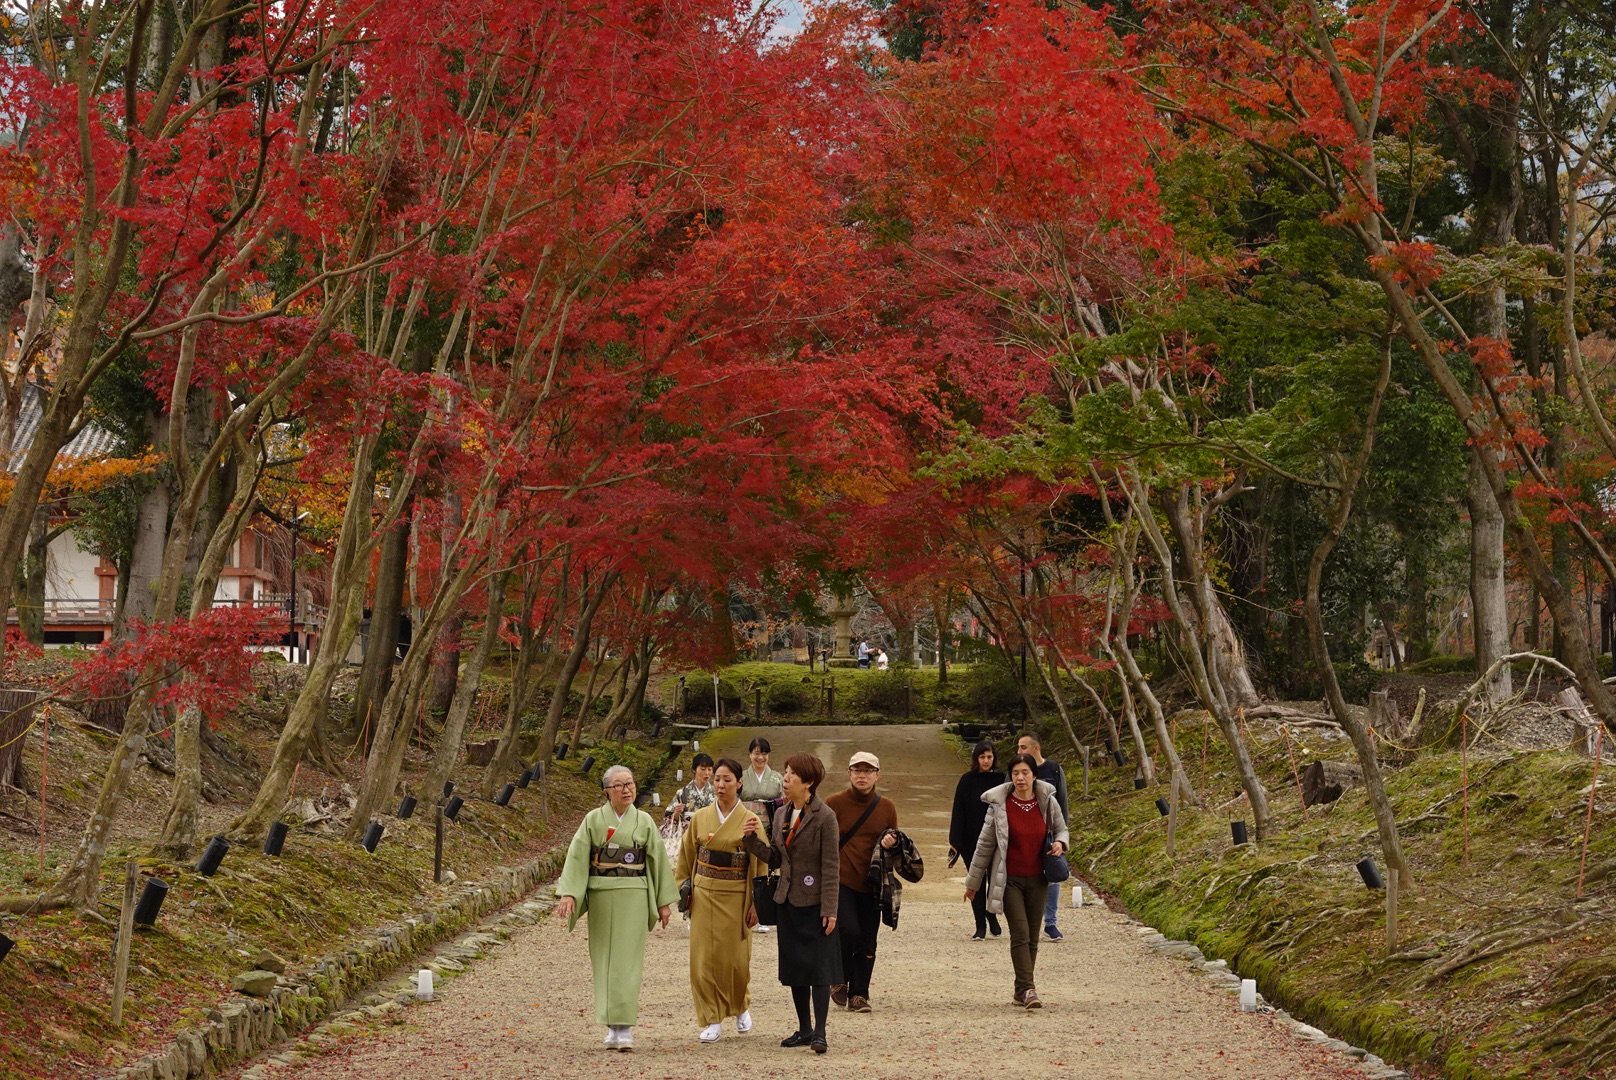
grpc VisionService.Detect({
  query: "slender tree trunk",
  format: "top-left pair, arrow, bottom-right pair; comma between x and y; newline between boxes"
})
1467,452 -> 1512,700
533,570 -> 617,765
228,448 -> 377,842
1301,331 -> 1411,885
354,500 -> 412,738
423,570 -> 508,798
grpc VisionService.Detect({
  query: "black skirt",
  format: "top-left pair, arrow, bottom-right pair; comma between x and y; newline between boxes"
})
777,902 -> 843,987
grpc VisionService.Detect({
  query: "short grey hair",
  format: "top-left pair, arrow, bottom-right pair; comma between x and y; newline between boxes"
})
601,764 -> 634,789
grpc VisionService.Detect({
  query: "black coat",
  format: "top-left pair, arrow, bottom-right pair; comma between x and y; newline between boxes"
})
949,769 -> 1005,856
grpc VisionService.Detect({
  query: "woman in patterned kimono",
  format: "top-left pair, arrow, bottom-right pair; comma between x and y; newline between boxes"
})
675,758 -> 766,1042
556,765 -> 678,1052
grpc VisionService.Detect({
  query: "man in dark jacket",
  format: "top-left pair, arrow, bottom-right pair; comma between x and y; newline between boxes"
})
824,750 -> 898,1013
1017,732 -> 1069,941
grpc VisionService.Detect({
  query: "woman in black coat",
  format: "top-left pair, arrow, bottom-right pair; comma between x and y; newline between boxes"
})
949,741 -> 1005,939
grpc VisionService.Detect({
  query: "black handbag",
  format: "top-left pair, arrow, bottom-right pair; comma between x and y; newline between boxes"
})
752,873 -> 780,925
678,878 -> 694,914
1041,829 -> 1070,884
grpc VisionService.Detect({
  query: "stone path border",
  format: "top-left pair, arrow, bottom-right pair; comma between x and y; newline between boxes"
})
103,850 -> 567,1080
1125,912 -> 1409,1080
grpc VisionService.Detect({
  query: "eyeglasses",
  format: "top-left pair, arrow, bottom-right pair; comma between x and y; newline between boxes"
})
606,781 -> 637,791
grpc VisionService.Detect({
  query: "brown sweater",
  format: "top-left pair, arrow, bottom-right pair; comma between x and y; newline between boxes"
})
824,787 -> 898,894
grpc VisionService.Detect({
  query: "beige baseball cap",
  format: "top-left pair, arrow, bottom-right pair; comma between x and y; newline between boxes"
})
848,751 -> 880,770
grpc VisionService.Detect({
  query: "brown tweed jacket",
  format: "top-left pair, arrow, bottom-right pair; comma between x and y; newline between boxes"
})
744,794 -> 840,917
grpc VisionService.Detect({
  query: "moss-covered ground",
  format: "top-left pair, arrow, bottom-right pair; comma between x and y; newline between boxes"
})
1037,714 -> 1616,1079
0,672 -> 677,1080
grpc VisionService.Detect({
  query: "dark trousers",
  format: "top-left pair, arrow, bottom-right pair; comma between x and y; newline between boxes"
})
970,886 -> 999,936
1002,875 -> 1049,995
837,885 -> 880,997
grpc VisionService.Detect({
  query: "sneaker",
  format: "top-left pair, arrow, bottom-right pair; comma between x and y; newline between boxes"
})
1044,925 -> 1064,941
849,995 -> 871,1014
830,983 -> 849,1008
699,1023 -> 722,1043
736,1010 -> 753,1033
988,918 -> 1002,937
617,1027 -> 635,1052
604,1027 -> 620,1049
1023,988 -> 1042,1009
970,931 -> 986,941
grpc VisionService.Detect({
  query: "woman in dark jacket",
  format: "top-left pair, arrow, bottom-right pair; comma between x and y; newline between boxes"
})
744,752 -> 839,1054
949,741 -> 1005,940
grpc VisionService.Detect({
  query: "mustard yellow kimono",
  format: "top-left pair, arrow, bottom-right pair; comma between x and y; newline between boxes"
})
675,801 -> 766,1024
556,804 -> 678,1025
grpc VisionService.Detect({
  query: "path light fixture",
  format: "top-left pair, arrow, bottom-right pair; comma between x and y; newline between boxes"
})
651,792 -> 661,807
579,755 -> 596,776
495,783 -> 516,807
132,877 -> 170,926
443,796 -> 465,821
0,931 -> 13,965
442,781 -> 455,801
397,795 -> 418,820
1133,776 -> 1147,790
1105,737 -> 1116,754
263,821 -> 289,857
556,743 -> 569,760
1155,798 -> 1170,817
361,821 -> 384,853
1112,749 -> 1127,768
1356,856 -> 1384,890
196,835 -> 230,877
517,769 -> 533,789
1231,821 -> 1249,846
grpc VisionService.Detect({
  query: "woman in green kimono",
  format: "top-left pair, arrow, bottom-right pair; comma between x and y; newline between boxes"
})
556,765 -> 678,1052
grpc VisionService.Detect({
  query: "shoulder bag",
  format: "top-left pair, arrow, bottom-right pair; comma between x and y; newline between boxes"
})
1041,827 -> 1070,884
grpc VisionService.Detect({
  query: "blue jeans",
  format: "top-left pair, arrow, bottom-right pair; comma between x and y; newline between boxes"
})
1043,879 -> 1060,929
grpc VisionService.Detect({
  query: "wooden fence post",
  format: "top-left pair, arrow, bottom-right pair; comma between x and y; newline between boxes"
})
111,858 -> 139,1026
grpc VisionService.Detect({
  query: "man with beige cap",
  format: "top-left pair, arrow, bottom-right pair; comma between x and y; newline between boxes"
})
824,750 -> 899,1013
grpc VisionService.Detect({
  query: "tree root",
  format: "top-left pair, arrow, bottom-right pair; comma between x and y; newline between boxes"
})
1414,918 -> 1591,986
0,892 -> 66,914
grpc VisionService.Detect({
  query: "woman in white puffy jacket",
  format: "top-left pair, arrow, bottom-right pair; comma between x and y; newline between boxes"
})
962,753 -> 1068,1009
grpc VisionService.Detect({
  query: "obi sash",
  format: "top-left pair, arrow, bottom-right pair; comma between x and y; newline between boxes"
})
590,842 -> 648,877
695,846 -> 747,881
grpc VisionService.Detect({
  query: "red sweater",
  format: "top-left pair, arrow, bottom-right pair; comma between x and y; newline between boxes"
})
1005,793 -> 1045,878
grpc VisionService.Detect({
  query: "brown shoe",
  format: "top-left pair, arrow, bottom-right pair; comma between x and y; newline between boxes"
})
1023,988 -> 1042,1009
831,984 -> 849,1008
849,995 -> 871,1013
1012,989 -> 1027,1008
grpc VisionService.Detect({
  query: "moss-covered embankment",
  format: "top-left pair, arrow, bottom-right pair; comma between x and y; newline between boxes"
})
1049,715 -> 1616,1079
0,721 -> 671,1080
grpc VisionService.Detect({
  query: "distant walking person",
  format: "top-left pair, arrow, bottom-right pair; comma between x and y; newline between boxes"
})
1017,732 -> 1070,941
825,751 -> 899,1013
949,740 -> 1005,940
556,766 -> 678,1051
740,737 -> 786,933
744,753 -> 841,1054
963,753 -> 1069,1009
671,753 -> 716,820
676,758 -> 766,1042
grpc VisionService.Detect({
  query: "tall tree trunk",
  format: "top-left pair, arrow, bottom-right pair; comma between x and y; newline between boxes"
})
354,498 -> 413,740
228,447 -> 377,842
1467,452 -> 1512,700
533,570 -> 617,766
423,569 -> 508,799
16,508 -> 52,647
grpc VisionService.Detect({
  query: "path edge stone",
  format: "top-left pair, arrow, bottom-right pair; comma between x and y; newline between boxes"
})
101,848 -> 568,1080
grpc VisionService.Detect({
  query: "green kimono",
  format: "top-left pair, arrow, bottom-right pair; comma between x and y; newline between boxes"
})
556,803 -> 678,1025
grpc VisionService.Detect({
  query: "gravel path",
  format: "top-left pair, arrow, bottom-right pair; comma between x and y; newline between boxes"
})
262,725 -> 1367,1079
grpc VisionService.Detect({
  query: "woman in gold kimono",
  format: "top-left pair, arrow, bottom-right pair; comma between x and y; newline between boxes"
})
676,756 -> 766,1043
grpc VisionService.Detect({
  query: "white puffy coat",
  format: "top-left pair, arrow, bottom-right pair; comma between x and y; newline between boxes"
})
963,780 -> 1069,915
